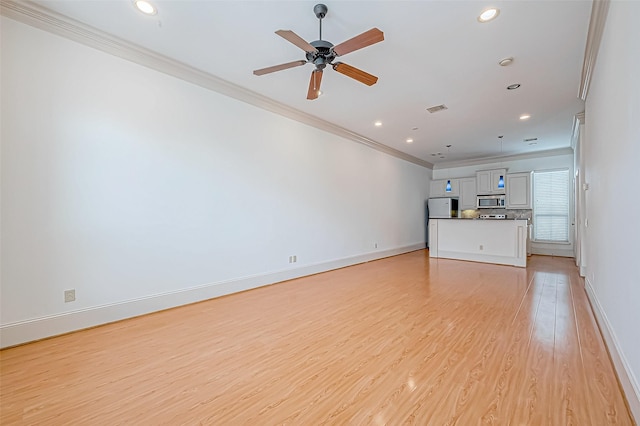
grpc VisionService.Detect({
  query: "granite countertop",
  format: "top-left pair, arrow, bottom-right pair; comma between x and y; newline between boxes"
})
433,217 -> 530,221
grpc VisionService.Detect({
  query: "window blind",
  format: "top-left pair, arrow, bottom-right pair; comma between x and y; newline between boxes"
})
533,170 -> 569,242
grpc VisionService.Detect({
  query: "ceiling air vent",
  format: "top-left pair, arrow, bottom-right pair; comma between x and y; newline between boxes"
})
426,104 -> 448,113
523,137 -> 538,142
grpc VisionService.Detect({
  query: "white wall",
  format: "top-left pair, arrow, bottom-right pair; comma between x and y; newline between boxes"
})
0,17 -> 430,346
582,0 -> 640,418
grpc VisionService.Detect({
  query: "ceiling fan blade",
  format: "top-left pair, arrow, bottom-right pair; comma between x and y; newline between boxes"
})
332,62 -> 378,86
332,28 -> 384,57
306,70 -> 323,100
275,30 -> 318,53
253,60 -> 307,76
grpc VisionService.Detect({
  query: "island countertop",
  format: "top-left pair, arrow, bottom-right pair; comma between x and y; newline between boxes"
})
435,217 -> 529,221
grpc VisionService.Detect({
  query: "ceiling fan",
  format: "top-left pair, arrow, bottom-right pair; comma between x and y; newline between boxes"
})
253,4 -> 384,100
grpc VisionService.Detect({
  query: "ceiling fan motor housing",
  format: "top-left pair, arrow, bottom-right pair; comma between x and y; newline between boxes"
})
307,39 -> 335,69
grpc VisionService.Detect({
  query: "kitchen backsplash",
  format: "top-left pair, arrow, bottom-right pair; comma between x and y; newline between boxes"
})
460,208 -> 533,221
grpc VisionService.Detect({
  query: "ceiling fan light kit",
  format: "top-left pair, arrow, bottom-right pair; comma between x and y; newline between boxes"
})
253,4 -> 384,100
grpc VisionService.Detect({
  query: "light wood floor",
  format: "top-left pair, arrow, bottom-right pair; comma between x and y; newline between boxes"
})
0,251 -> 634,425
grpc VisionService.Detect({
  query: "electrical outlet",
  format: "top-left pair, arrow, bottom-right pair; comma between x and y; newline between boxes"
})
479,245 -> 484,251
288,255 -> 297,263
64,289 -> 76,303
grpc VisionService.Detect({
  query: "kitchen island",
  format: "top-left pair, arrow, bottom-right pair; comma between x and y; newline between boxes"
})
429,218 -> 528,267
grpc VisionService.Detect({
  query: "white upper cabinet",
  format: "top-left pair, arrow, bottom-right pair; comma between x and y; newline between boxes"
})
430,179 -> 459,197
459,177 -> 477,210
506,172 -> 532,209
476,168 -> 507,195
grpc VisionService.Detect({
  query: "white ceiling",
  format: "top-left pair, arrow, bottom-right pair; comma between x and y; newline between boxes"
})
27,0 -> 592,167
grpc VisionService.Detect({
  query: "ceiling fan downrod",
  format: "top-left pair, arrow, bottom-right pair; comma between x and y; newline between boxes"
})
314,4 -> 327,40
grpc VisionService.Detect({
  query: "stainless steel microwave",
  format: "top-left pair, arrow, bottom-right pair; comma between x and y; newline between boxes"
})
477,194 -> 505,209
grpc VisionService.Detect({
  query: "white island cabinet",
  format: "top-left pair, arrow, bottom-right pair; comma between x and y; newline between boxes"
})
429,219 -> 528,267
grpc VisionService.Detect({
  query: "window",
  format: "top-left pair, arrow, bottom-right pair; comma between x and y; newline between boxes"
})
533,169 -> 569,242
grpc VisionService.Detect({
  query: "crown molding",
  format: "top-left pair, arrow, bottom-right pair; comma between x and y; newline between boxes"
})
433,147 -> 575,170
571,112 -> 586,150
0,0 -> 433,170
579,0 -> 610,101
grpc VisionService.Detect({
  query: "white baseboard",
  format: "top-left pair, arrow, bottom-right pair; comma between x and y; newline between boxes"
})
434,250 -> 526,268
530,247 -> 574,257
0,244 -> 424,349
585,277 -> 640,422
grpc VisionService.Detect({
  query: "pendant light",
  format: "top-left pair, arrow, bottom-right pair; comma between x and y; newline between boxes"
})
497,138 -> 505,189
445,145 -> 452,192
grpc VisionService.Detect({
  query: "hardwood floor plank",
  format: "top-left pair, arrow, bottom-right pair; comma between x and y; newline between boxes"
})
551,273 -> 579,425
570,272 -> 628,425
0,252 -> 634,425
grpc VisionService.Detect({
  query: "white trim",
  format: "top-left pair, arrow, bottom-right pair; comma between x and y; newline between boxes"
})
579,0 -> 610,101
0,244 -> 424,348
433,148 -> 574,170
571,112 -> 586,150
529,247 -> 574,258
531,240 -> 571,245
434,250 -> 526,268
585,277 -> 640,423
0,0 -> 432,170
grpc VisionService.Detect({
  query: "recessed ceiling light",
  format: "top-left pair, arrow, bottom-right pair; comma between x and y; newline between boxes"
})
507,83 -> 521,90
406,138 -> 414,143
374,121 -> 382,127
134,0 -> 157,15
498,57 -> 514,67
478,8 -> 500,23
427,104 -> 448,114
519,114 -> 531,120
